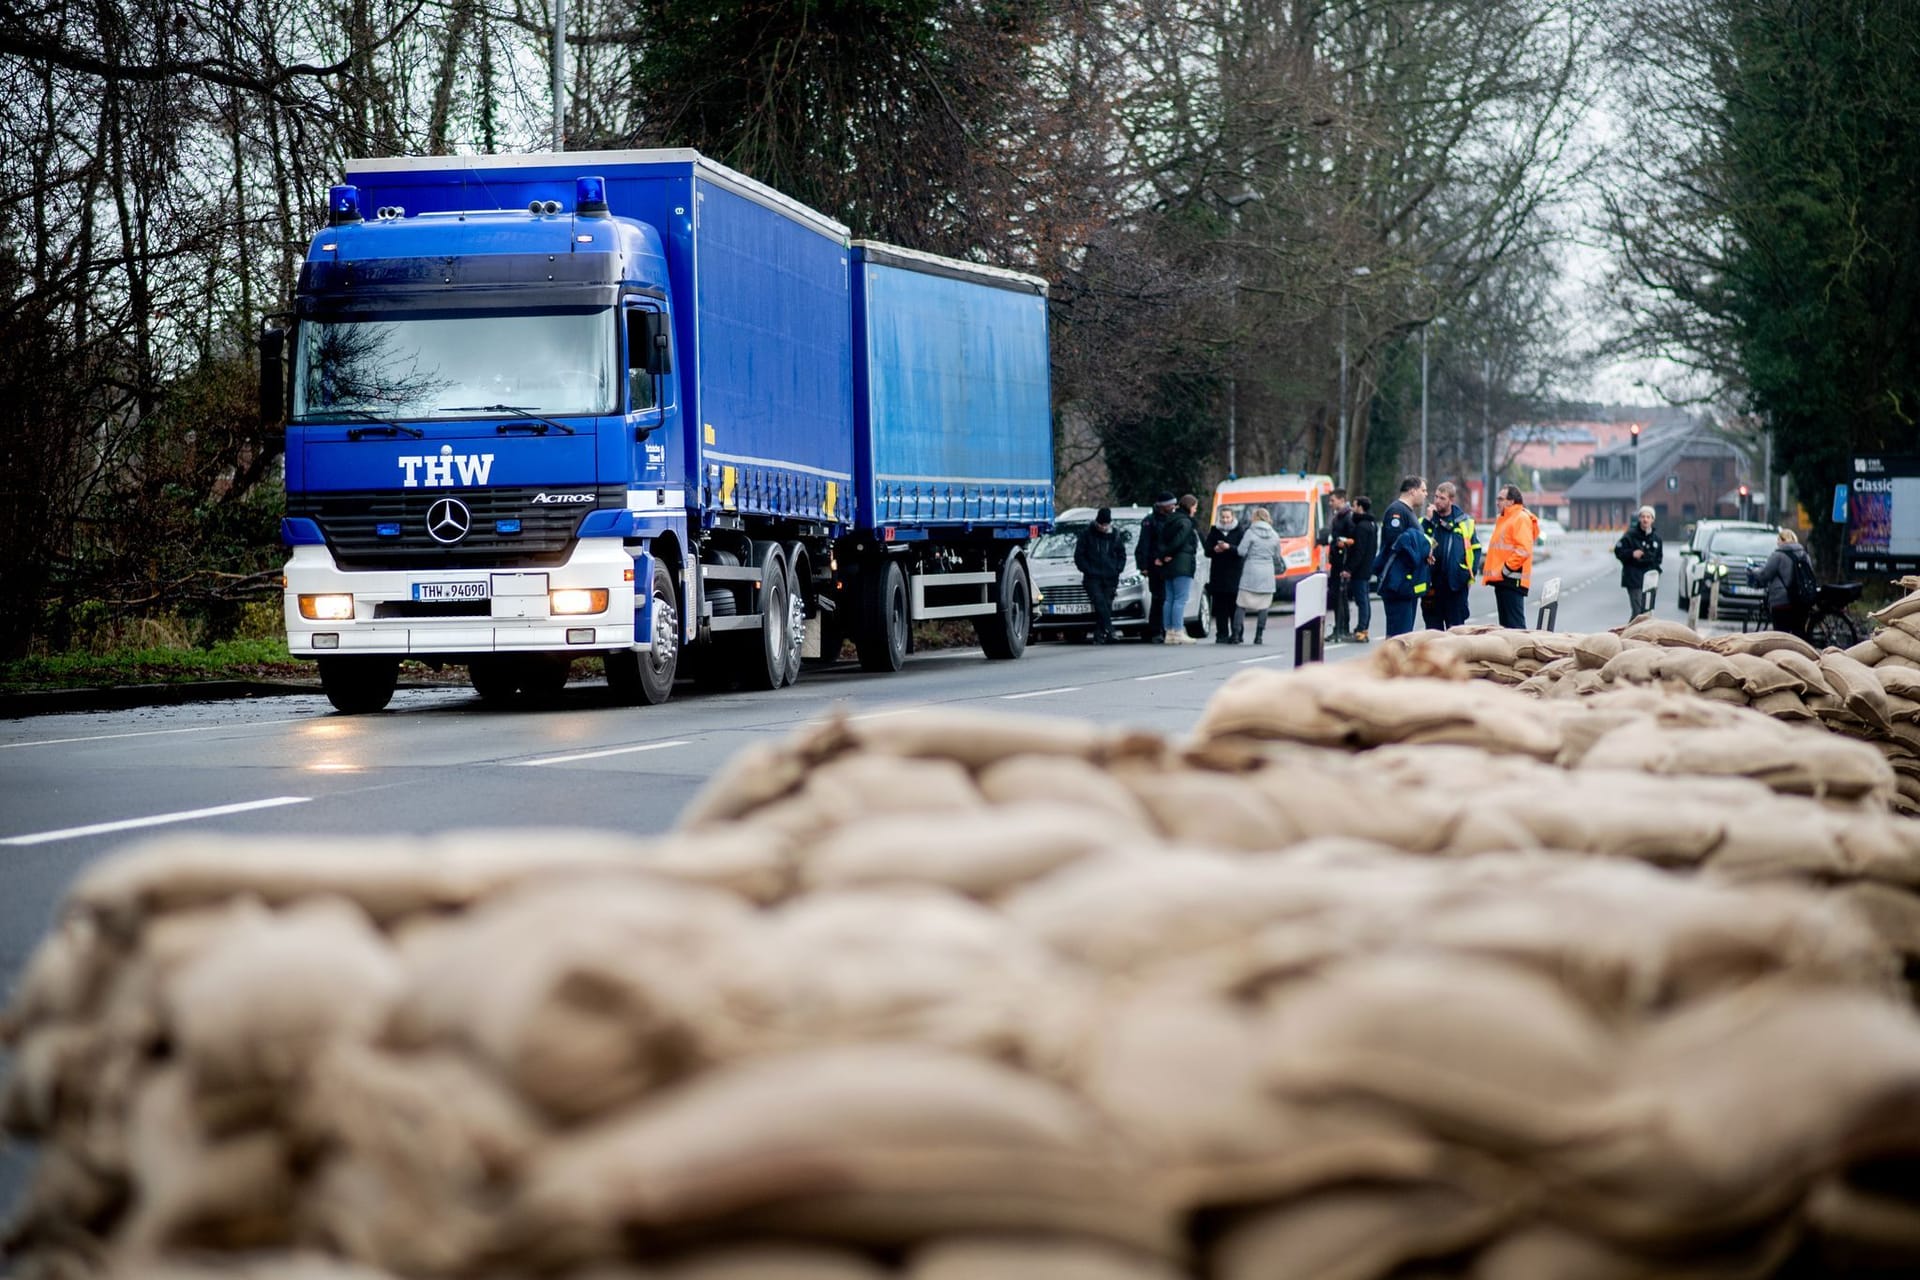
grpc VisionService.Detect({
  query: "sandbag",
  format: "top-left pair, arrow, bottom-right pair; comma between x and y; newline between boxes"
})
500,1045 -> 1172,1268
1211,1181 -> 1509,1280
907,1237 -> 1186,1280
1821,651 -> 1895,734
975,755 -> 1157,829
1870,624 -> 1920,667
1620,618 -> 1706,649
802,803 -> 1146,898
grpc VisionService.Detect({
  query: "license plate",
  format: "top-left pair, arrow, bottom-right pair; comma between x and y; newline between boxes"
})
413,581 -> 489,603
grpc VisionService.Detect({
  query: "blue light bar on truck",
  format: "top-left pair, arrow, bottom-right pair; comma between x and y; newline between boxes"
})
576,176 -> 609,216
327,185 -> 362,225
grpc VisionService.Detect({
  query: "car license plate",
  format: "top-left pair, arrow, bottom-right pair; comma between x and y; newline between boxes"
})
413,581 -> 489,603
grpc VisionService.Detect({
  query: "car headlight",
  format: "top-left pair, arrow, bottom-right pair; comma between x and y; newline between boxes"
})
1119,573 -> 1142,589
550,588 -> 609,615
298,593 -> 354,621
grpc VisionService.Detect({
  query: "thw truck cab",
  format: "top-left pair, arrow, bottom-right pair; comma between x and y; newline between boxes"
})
1210,473 -> 1335,598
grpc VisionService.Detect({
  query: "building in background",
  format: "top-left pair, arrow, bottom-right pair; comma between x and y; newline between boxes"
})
1562,426 -> 1756,533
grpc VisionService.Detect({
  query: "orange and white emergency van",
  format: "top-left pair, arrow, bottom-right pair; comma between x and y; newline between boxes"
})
1211,473 -> 1336,599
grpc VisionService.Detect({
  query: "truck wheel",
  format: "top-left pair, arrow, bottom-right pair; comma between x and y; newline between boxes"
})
781,545 -> 810,687
975,555 -> 1031,660
606,559 -> 679,705
319,656 -> 398,714
857,560 -> 909,672
738,548 -> 791,691
467,656 -> 520,703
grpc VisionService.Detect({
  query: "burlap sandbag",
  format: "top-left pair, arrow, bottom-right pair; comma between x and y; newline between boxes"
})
100,1256 -> 405,1280
906,1236 -> 1187,1280
1652,649 -> 1743,693
0,914 -> 117,1038
675,739 -> 814,828
1549,984 -> 1920,1243
1191,668 -> 1361,747
1770,649 -> 1835,696
635,1246 -> 893,1278
1254,955 -> 1625,1155
1209,1181 -> 1511,1280
848,707 -> 1120,770
1709,631 -> 1821,663
1751,690 -> 1816,721
738,754 -> 985,844
163,899 -> 403,1097
1620,618 -> 1707,649
1577,723 -> 1894,803
1872,593 -> 1920,626
975,755 -> 1157,830
388,877 -> 753,1121
118,1067 -> 298,1253
1106,764 -> 1307,850
1878,665 -> 1920,704
1821,650 -> 1896,735
1476,773 -> 1726,864
1848,637 -> 1890,667
1571,633 -> 1628,670
289,1043 -> 543,1274
1466,1219 -> 1799,1280
1721,652 -> 1806,698
801,803 -> 1147,898
65,831 -> 670,937
703,888 -> 1087,1069
499,1044 -> 1173,1268
1597,647 -> 1670,688
1871,623 -> 1920,667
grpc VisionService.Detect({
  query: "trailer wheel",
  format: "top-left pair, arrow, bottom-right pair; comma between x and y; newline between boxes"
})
781,545 -> 810,687
319,655 -> 398,714
857,560 -> 909,672
467,656 -> 520,703
737,546 -> 791,691
975,555 -> 1031,660
606,559 -> 679,705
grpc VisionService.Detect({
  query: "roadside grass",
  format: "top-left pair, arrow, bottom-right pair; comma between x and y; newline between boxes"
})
0,638 -> 317,692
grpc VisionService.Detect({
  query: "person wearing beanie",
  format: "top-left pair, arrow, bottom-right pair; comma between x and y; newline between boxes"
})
1074,507 -> 1127,642
1135,492 -> 1180,642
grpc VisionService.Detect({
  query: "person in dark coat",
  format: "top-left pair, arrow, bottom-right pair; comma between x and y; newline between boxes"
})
1371,476 -> 1425,636
1135,492 -> 1176,642
1346,497 -> 1378,641
1614,506 -> 1663,620
1748,527 -> 1817,640
1157,494 -> 1202,643
1420,482 -> 1475,631
1323,489 -> 1357,639
1074,508 -> 1128,642
1205,507 -> 1246,642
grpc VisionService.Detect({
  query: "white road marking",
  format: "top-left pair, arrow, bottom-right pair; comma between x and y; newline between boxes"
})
1135,669 -> 1195,681
1237,654 -> 1287,664
2,796 -> 312,846
1001,686 -> 1082,700
507,739 -> 690,767
1,718 -> 307,750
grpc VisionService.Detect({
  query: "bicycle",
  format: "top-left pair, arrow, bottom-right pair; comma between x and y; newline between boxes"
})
1805,581 -> 1865,649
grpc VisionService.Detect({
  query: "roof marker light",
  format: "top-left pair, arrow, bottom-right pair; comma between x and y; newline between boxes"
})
576,175 -> 610,216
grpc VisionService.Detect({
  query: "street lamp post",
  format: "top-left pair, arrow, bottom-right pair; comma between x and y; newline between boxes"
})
1419,324 -> 1430,486
1335,266 -> 1370,488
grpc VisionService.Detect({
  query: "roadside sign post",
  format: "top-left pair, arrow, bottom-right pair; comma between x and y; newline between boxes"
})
1534,575 -> 1561,630
1638,568 -> 1660,618
1294,572 -> 1327,666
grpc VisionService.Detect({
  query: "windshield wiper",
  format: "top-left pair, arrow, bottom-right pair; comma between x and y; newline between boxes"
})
438,404 -> 577,435
296,406 -> 424,439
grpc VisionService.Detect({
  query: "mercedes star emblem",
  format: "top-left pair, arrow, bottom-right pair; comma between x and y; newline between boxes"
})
426,497 -> 473,544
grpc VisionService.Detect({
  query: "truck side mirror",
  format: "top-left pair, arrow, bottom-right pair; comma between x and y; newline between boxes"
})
630,311 -> 672,376
259,325 -> 286,427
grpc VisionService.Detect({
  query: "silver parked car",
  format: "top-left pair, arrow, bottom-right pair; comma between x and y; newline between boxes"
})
1028,506 -> 1211,639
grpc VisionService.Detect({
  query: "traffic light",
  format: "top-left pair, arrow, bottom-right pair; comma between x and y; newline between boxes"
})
1630,423 -> 1641,446
1738,484 -> 1751,519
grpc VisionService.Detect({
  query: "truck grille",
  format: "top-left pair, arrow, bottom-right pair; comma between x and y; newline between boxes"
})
290,485 -> 624,570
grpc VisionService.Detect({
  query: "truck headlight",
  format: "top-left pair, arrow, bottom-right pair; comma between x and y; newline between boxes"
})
298,594 -> 354,621
550,587 -> 609,615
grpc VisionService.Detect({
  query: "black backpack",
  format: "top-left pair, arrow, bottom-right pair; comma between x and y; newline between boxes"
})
1788,549 -> 1818,606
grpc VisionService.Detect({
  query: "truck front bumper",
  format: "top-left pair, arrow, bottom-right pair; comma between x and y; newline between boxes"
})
283,541 -> 637,656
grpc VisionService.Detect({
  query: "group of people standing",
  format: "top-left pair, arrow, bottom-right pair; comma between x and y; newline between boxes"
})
1072,492 -> 1209,645
1326,477 -> 1539,639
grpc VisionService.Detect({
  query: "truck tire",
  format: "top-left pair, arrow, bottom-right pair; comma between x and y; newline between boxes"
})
975,555 -> 1031,660
781,544 -> 810,687
319,655 -> 399,714
857,560 -> 909,672
737,545 -> 792,691
467,656 -> 520,703
606,559 -> 679,705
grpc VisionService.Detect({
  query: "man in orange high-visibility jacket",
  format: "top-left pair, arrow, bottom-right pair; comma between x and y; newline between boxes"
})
1482,484 -> 1538,629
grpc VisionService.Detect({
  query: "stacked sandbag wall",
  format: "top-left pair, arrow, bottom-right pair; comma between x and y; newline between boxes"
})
9,697 -> 1920,1278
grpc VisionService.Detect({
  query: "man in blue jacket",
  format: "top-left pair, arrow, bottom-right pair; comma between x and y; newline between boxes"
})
1372,476 -> 1425,584
1420,482 -> 1476,630
1377,500 -> 1433,638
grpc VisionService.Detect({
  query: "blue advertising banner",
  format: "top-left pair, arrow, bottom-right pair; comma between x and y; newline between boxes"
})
1847,456 -> 1920,574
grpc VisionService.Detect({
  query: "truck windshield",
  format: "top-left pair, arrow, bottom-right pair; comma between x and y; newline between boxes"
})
292,307 -> 617,421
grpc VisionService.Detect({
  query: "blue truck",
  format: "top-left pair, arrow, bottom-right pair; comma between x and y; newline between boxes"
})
262,149 -> 1053,713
